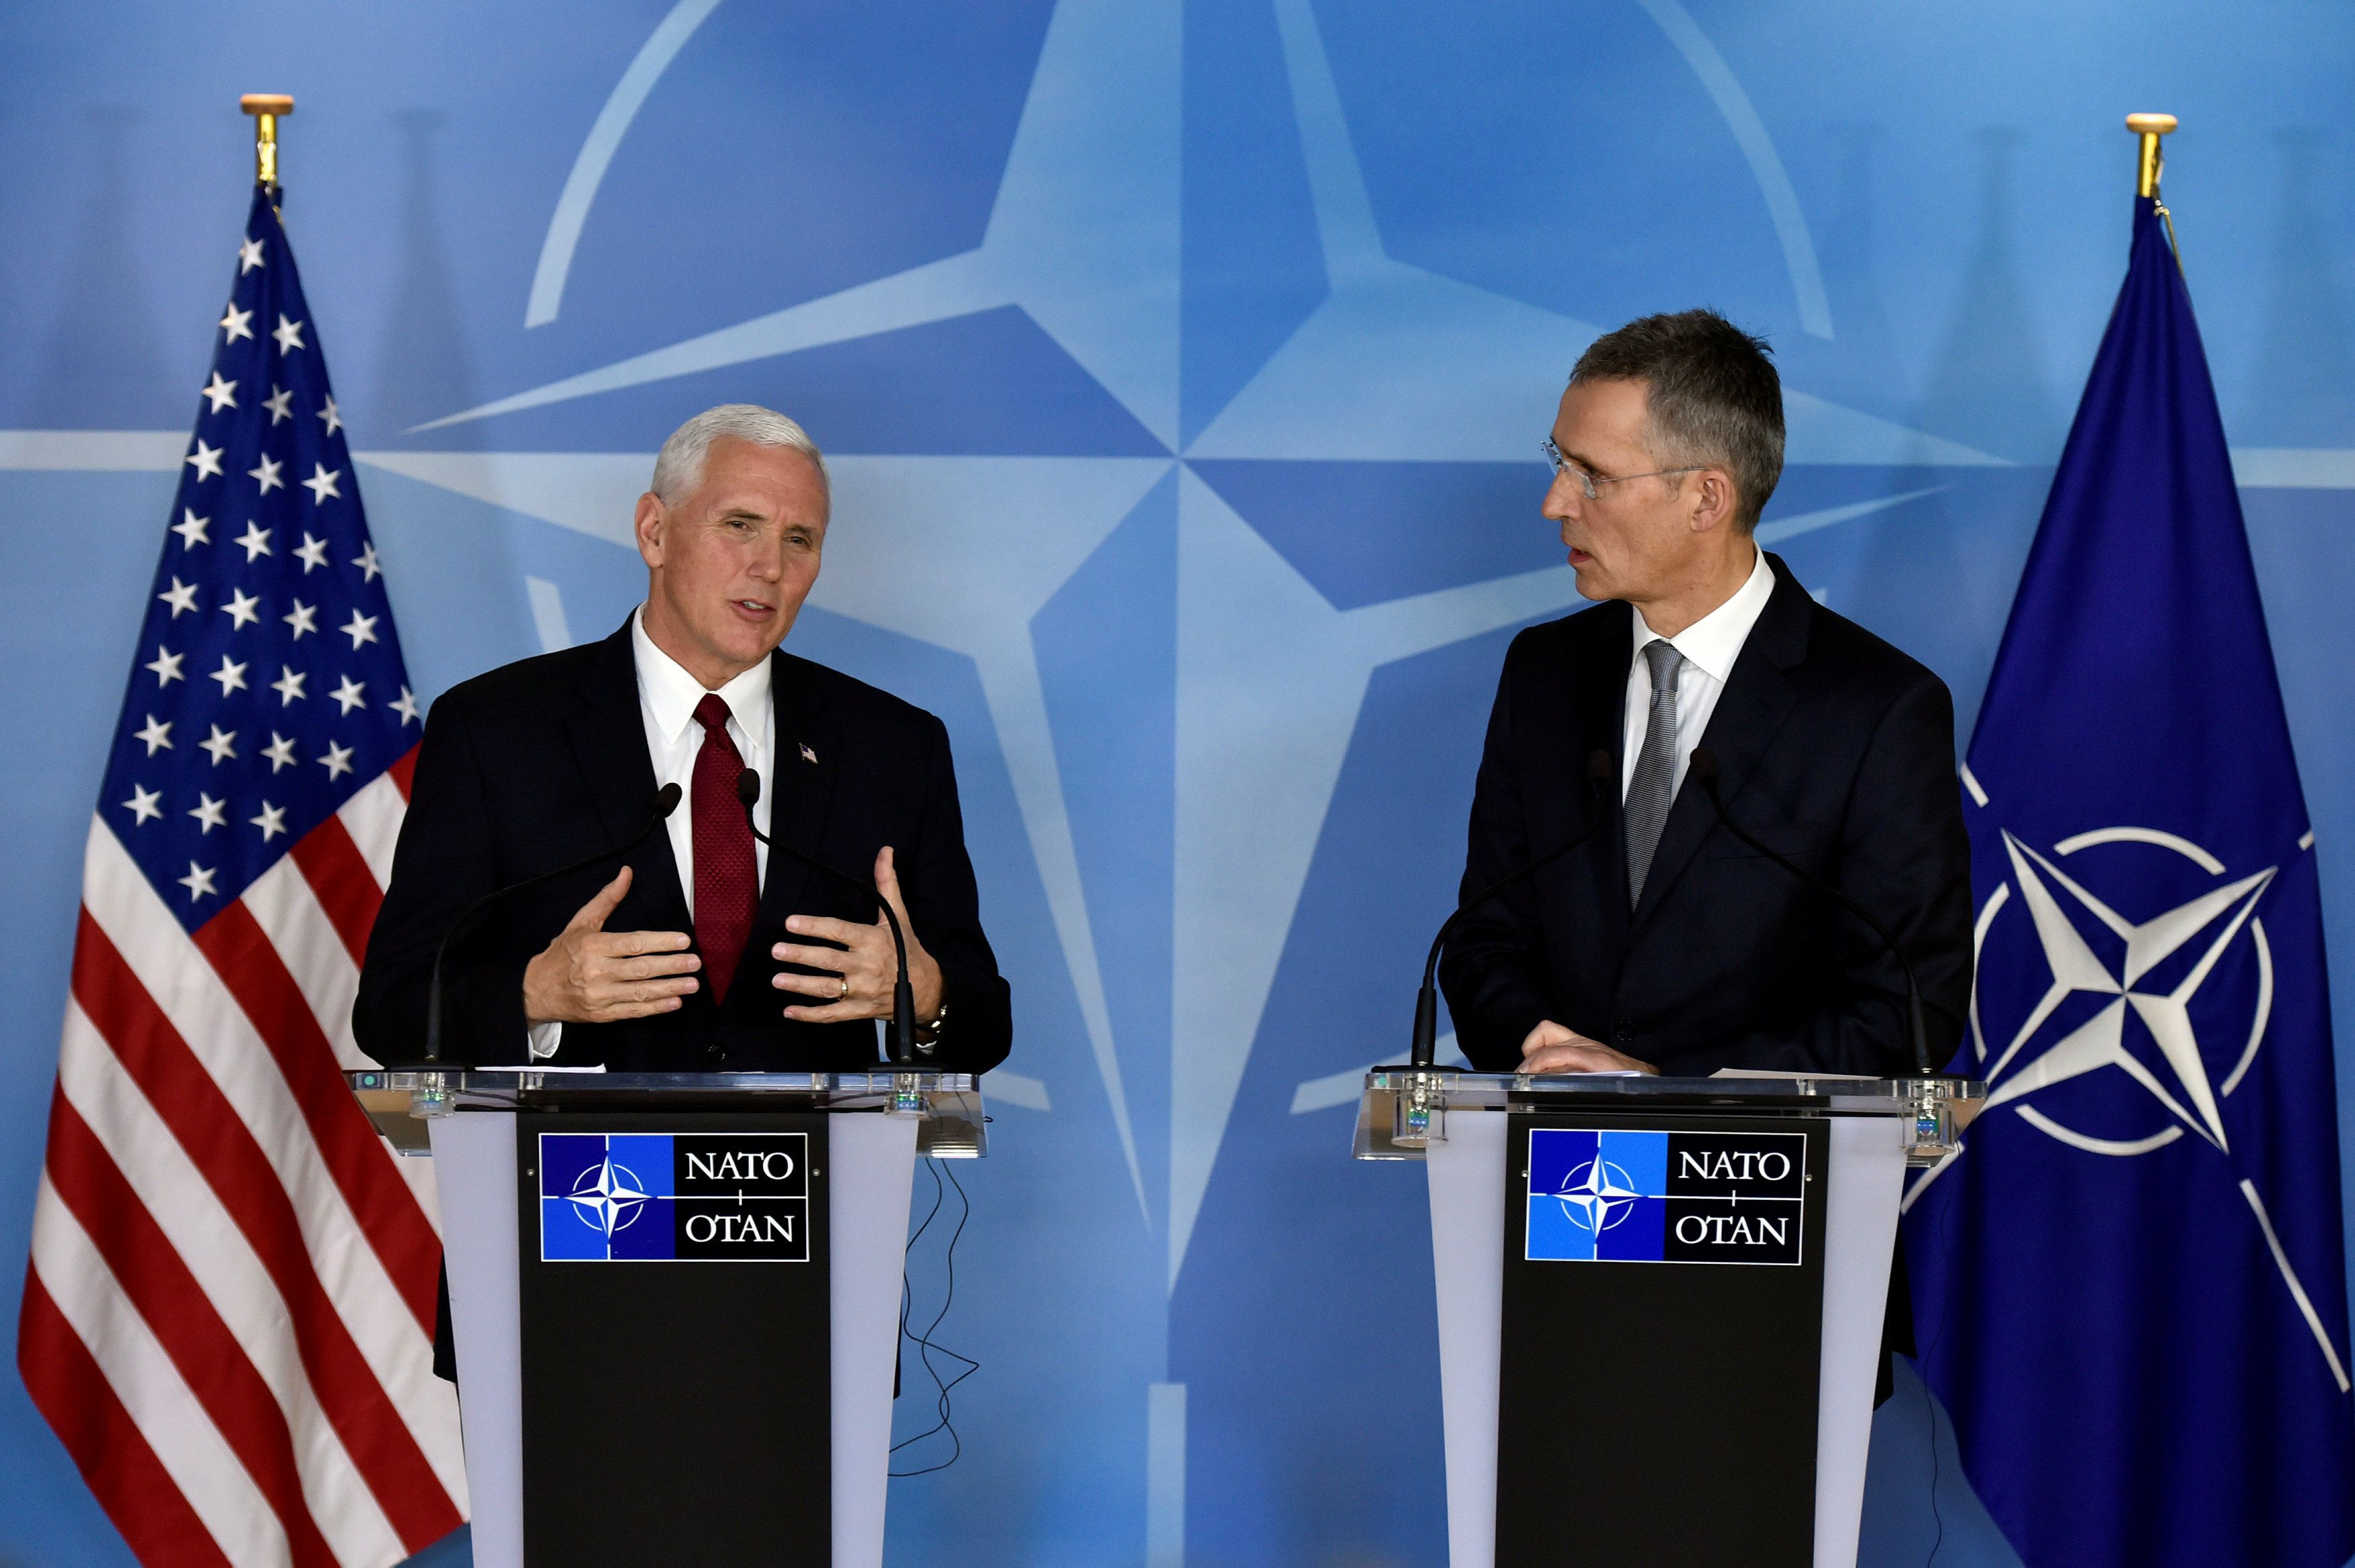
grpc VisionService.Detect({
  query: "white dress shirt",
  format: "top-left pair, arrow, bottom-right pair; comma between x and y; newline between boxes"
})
1620,546 -> 1775,802
528,607 -> 776,1057
630,606 -> 774,907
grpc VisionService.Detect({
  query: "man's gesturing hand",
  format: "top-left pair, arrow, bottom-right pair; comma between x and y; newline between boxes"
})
521,865 -> 700,1024
1519,1018 -> 1659,1076
770,846 -> 944,1024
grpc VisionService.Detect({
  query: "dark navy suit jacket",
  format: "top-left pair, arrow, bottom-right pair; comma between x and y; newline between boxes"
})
1440,552 -> 1973,1078
355,618 -> 1011,1074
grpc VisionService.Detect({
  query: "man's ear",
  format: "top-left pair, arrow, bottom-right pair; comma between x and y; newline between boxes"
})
1688,469 -> 1739,535
634,491 -> 665,568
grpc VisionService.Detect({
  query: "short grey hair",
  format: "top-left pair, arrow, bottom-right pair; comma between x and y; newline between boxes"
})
650,404 -> 828,502
1570,309 -> 1784,533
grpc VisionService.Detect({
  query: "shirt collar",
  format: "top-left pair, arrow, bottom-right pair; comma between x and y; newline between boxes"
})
630,607 -> 774,749
1631,546 -> 1774,685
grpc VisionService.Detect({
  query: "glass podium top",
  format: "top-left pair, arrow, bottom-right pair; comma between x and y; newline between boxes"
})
1352,1068 -> 1983,1166
346,1068 -> 986,1158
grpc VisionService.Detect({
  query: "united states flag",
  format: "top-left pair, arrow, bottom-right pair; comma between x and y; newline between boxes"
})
16,186 -> 466,1564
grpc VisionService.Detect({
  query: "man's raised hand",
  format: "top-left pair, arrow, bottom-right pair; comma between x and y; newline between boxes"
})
521,864 -> 700,1024
770,845 -> 944,1024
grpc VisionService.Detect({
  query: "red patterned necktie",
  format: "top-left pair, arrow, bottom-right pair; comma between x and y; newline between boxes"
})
690,693 -> 758,1006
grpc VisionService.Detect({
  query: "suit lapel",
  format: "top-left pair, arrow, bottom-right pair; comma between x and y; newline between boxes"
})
564,620 -> 693,936
1561,603 -> 1634,936
756,650 -> 846,926
1629,554 -> 1811,932
1564,602 -> 1630,783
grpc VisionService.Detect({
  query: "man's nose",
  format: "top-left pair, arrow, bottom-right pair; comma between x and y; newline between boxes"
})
1542,472 -> 1582,521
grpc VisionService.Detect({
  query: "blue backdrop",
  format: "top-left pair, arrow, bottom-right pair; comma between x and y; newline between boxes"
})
1,3 -> 2351,1565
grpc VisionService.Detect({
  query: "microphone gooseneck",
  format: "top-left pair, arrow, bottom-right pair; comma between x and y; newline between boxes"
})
1410,748 -> 1615,1070
1688,749 -> 1936,1078
414,782 -> 684,1068
735,768 -> 920,1065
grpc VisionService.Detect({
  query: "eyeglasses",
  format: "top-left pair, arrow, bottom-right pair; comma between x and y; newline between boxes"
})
1542,437 -> 1700,500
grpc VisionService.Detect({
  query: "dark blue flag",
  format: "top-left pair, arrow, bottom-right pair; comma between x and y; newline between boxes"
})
1904,196 -> 2355,1567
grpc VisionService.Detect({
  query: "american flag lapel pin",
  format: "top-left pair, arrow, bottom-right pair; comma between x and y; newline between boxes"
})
799,741 -> 818,765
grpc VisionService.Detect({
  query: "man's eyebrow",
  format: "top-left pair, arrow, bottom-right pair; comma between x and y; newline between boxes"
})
710,504 -> 820,533
1559,444 -> 1608,474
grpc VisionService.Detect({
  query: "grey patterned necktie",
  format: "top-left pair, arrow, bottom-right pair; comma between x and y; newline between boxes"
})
1624,640 -> 1686,907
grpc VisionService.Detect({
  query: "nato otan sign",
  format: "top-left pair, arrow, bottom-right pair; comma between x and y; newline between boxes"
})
1525,1128 -> 1806,1265
539,1132 -> 811,1262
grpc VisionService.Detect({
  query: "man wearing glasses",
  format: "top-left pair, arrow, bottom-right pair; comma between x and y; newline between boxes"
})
1439,309 -> 1973,1085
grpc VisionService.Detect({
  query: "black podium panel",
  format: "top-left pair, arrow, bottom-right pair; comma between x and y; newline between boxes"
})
516,1111 -> 831,1566
1496,1111 -> 1829,1567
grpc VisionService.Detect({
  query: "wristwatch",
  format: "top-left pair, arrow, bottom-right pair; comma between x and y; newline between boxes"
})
915,1000 -> 947,1055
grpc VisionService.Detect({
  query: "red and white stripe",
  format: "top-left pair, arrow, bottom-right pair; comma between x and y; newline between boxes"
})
20,749 -> 468,1567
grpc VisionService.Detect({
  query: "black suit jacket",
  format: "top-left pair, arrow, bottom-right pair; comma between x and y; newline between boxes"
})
355,620 -> 1011,1073
1439,553 -> 1973,1078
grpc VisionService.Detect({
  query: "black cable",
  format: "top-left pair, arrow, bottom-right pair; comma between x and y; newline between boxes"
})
903,1158 -> 979,1462
889,1156 -> 980,1477
890,1158 -> 977,1474
886,1160 -> 945,1472
1904,1156 -> 1966,1566
892,1158 -> 945,1419
1924,1362 -> 1947,1567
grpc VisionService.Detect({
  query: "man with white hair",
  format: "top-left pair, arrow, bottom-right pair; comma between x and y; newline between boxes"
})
357,404 -> 1011,1073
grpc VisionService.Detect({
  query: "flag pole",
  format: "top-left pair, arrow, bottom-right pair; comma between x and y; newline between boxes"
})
2126,112 -> 2177,198
239,92 -> 293,192
2126,112 -> 2184,273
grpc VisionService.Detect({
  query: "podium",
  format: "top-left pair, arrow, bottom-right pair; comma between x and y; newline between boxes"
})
351,1068 -> 985,1568
1355,1069 -> 1978,1567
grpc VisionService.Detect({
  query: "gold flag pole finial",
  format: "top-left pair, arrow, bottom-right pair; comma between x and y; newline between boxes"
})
240,94 -> 294,189
2126,113 -> 2185,273
2126,112 -> 2177,198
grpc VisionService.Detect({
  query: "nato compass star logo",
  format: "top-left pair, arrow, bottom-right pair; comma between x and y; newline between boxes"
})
1554,1155 -> 1642,1237
1972,825 -> 2280,1158
568,1156 -> 653,1238
1918,813 -> 2354,1394
372,0 -> 1998,1297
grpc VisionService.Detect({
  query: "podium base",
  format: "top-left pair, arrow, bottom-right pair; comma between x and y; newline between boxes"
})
1426,1111 -> 1903,1567
431,1109 -> 917,1568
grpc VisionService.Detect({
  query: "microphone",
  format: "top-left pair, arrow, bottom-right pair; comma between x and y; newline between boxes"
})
1409,748 -> 1614,1069
735,768 -> 920,1066
413,782 -> 684,1067
1687,749 -> 1936,1078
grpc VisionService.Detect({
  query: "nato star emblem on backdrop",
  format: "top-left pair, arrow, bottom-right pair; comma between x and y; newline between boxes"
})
540,1132 -> 810,1262
373,0 -> 1999,1300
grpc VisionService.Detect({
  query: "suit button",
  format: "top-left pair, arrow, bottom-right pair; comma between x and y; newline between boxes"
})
1611,1023 -> 1633,1045
706,1043 -> 727,1063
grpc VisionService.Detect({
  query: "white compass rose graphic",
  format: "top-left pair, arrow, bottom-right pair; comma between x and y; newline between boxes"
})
1554,1157 -> 1642,1235
567,1156 -> 653,1238
1974,826 -> 2277,1158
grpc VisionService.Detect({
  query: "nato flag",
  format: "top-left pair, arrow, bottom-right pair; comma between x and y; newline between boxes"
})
1904,195 -> 2355,1567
